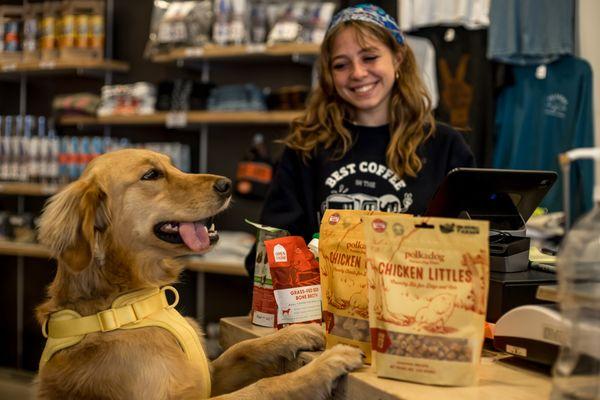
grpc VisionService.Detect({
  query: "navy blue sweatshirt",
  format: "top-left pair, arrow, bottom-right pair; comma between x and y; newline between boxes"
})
245,122 -> 474,276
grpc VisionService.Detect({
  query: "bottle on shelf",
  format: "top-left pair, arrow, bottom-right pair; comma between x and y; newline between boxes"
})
9,116 -> 21,182
0,116 -> 4,181
213,0 -> 232,46
551,148 -> 600,400
47,120 -> 60,184
19,115 -> 33,183
29,116 -> 45,184
1,116 -> 13,181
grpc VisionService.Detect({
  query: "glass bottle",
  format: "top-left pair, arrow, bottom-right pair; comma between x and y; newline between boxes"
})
551,148 -> 600,400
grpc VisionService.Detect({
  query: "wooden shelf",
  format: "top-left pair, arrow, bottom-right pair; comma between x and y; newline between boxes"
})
0,182 -> 64,196
183,256 -> 248,276
0,59 -> 129,75
0,241 -> 246,277
0,241 -> 51,258
59,110 -> 303,126
151,43 -> 320,63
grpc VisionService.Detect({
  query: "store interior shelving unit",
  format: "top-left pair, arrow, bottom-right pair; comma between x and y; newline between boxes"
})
0,0 -> 322,372
58,110 -> 303,126
0,0 -> 130,371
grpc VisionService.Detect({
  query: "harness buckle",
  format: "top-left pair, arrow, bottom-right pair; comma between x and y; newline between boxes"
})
97,308 -> 120,332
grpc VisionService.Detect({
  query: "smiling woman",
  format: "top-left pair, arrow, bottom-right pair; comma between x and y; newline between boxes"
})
247,3 -> 475,277
330,27 -> 398,126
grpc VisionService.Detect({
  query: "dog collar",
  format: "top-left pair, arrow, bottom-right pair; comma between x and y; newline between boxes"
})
39,286 -> 211,398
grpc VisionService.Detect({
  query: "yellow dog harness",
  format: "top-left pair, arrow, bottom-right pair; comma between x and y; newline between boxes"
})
40,286 -> 211,398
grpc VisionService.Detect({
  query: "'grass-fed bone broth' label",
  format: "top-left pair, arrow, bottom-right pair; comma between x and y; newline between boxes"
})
363,215 -> 489,386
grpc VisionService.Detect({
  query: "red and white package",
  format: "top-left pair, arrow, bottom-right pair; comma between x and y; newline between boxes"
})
264,236 -> 322,329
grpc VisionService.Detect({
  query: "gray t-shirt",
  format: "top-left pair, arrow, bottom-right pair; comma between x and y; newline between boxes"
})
487,0 -> 573,65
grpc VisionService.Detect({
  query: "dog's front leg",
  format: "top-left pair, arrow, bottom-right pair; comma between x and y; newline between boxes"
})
211,344 -> 363,400
210,323 -> 324,396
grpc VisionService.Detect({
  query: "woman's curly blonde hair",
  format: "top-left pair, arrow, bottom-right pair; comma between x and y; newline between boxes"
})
282,20 -> 435,179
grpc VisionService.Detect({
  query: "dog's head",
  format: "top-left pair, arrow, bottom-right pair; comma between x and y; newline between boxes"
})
37,148 -> 231,289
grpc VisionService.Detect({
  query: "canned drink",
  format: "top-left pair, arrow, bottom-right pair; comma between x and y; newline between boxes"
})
59,14 -> 75,48
4,21 -> 21,52
90,14 -> 104,49
75,14 -> 90,48
41,15 -> 56,50
24,17 -> 39,52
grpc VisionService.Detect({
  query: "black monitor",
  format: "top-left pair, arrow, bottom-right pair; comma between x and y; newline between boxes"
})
424,168 -> 558,231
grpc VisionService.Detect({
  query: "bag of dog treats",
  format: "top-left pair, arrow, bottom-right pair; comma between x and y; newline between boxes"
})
264,236 -> 322,329
246,220 -> 289,327
363,215 -> 489,386
319,209 -> 394,364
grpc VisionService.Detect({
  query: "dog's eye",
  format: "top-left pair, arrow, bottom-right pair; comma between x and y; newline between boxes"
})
141,169 -> 163,181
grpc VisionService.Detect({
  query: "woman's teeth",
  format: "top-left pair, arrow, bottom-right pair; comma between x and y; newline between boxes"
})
354,83 -> 376,93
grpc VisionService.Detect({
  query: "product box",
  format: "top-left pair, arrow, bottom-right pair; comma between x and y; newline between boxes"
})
246,220 -> 288,328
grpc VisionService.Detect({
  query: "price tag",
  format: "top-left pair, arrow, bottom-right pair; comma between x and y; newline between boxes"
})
246,44 -> 266,54
184,47 -> 204,58
166,112 -> 188,128
39,61 -> 57,69
444,28 -> 456,42
535,64 -> 547,80
41,185 -> 59,195
2,63 -> 17,72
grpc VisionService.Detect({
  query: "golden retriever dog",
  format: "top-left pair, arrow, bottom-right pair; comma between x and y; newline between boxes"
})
35,149 -> 363,399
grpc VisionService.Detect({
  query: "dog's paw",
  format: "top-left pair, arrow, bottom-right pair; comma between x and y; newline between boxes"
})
311,344 -> 364,379
275,323 -> 325,360
290,344 -> 363,397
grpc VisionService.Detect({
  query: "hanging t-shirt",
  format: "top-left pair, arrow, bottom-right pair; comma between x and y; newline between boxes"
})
487,0 -> 574,65
410,26 -> 495,167
406,35 -> 439,109
398,0 -> 490,31
493,56 -> 594,217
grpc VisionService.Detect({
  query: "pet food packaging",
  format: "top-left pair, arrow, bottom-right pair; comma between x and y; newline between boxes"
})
319,209 -> 392,364
247,220 -> 289,328
264,236 -> 322,329
363,215 -> 489,386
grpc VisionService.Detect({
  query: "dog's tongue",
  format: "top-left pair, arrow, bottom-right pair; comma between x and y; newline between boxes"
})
179,222 -> 210,252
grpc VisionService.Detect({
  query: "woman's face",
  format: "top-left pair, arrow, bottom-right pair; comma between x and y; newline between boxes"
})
330,27 -> 398,126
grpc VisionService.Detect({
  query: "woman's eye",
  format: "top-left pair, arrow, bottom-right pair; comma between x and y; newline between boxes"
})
364,55 -> 378,62
332,63 -> 347,70
141,169 -> 163,181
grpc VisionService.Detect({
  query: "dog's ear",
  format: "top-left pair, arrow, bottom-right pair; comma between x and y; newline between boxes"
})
38,178 -> 110,272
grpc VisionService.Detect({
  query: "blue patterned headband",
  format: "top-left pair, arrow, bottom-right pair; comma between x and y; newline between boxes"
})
328,3 -> 405,45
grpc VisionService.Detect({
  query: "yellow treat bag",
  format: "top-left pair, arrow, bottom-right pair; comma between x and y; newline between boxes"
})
319,209 -> 396,363
363,215 -> 489,386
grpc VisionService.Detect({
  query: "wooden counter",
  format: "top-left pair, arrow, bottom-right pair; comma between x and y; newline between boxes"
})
219,316 -> 552,400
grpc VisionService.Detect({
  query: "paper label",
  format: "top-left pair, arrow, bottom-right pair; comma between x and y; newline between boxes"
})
252,310 -> 275,327
165,112 -> 187,128
274,285 -> 322,324
273,244 -> 287,263
506,344 -> 527,357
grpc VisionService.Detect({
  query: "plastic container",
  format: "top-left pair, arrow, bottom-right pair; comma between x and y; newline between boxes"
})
551,148 -> 600,400
307,233 -> 319,260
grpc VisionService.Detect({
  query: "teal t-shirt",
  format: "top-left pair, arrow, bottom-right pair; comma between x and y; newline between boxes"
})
493,55 -> 594,219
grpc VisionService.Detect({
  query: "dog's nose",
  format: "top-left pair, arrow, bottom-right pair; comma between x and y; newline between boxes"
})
213,178 -> 232,197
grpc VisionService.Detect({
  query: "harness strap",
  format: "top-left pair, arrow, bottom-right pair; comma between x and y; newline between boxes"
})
44,287 -> 178,338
